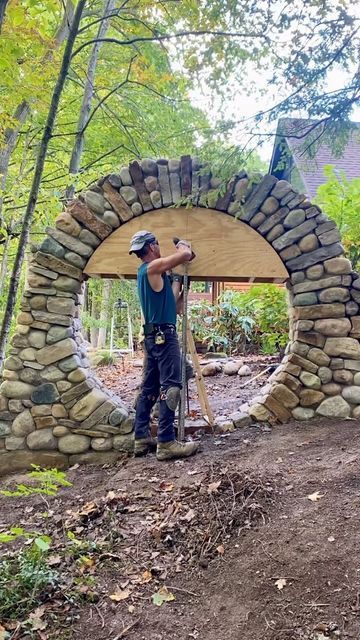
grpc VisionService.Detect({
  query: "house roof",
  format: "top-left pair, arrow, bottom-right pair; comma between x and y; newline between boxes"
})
269,118 -> 360,198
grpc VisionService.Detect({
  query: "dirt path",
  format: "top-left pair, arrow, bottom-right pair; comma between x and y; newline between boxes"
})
1,418 -> 360,640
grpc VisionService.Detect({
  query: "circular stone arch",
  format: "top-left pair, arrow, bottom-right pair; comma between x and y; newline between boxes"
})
1,154 -> 360,474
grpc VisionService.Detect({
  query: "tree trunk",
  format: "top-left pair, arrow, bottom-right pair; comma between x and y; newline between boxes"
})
0,0 -> 9,33
97,279 -> 112,349
90,292 -> 99,347
66,0 -> 115,200
0,0 -> 74,225
0,0 -> 86,370
0,232 -> 10,297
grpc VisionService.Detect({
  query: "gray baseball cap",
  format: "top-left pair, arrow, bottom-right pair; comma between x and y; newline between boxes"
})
129,230 -> 156,254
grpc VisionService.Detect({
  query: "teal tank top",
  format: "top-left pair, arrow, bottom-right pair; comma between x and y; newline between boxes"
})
137,263 -> 176,325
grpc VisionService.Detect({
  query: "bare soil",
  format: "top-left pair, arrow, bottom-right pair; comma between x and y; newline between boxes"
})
1,359 -> 360,640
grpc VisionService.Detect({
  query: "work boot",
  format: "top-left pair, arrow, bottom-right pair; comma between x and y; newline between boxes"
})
134,437 -> 157,457
156,440 -> 199,461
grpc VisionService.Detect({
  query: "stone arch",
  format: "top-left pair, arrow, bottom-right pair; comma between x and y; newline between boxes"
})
1,154 -> 360,474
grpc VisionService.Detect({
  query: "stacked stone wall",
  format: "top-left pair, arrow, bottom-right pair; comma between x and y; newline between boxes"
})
0,155 -> 359,474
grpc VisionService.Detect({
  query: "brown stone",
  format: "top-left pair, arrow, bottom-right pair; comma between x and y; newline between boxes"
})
295,331 -> 325,348
0,451 -> 68,476
52,404 -> 68,418
68,451 -> 120,466
17,312 -> 33,325
35,252 -> 83,280
318,367 -> 332,384
67,200 -> 112,240
350,316 -> 360,338
288,353 -> 318,373
31,404 -> 52,417
258,207 -> 289,235
314,317 -> 351,337
36,338 -> 77,366
294,320 -> 314,332
266,224 -> 284,242
264,395 -> 291,423
78,400 -> 116,430
249,212 -> 266,228
299,371 -> 321,389
248,403 -> 271,422
276,372 -> 302,393
290,341 -> 310,357
324,257 -> 352,275
333,369 -> 353,384
69,390 -> 109,422
261,196 -> 279,215
293,303 -> 345,320
60,379 -> 94,404
330,358 -> 344,369
27,272 -> 52,288
35,416 -> 57,429
102,179 -> 133,222
292,275 -> 342,294
318,287 -> 350,303
324,337 -> 360,359
279,245 -> 301,261
307,264 -> 324,280
298,234 -> 319,253
270,383 -> 299,408
55,211 -> 81,237
299,389 -> 325,406
321,382 -> 341,396
307,348 -> 330,367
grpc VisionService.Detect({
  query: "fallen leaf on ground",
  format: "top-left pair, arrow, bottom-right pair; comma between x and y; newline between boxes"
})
141,569 -> 152,583
47,554 -> 62,566
151,587 -> 175,606
208,480 -> 221,493
181,509 -> 195,522
0,625 -> 7,640
328,536 -> 335,542
109,588 -> 131,601
307,491 -> 324,502
159,481 -> 174,492
216,544 -> 225,555
128,605 -> 135,614
275,578 -> 287,590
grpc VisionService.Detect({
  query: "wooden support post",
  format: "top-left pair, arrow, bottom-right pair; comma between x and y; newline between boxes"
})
186,325 -> 215,427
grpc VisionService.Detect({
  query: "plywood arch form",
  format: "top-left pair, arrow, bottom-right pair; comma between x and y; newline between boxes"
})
84,207 -> 289,282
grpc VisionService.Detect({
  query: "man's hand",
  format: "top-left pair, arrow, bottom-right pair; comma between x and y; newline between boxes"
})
174,238 -> 195,261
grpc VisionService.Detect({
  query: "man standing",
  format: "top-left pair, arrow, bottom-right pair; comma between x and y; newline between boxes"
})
129,230 -> 199,461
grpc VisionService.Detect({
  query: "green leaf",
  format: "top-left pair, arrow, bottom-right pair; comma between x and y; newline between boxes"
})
34,536 -> 51,552
151,587 -> 175,606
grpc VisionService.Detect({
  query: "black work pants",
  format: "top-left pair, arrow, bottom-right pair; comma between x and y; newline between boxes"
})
134,326 -> 181,443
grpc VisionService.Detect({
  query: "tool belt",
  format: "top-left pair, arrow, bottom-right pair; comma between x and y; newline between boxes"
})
143,323 -> 176,336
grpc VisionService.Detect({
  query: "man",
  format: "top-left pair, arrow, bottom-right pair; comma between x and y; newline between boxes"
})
129,230 -> 199,461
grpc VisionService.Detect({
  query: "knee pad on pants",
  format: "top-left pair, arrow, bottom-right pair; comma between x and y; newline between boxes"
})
161,386 -> 180,411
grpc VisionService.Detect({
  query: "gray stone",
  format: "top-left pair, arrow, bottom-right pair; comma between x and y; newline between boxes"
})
354,372 -> 360,385
30,266 -> 57,280
19,368 -> 41,385
31,383 -> 60,404
168,158 -> 180,173
0,381 -> 34,399
141,158 -> 158,176
261,196 -> 279,215
292,407 -> 315,420
131,202 -> 142,216
313,318 -> 351,337
29,295 -> 47,310
296,320 -> 314,331
299,371 -> 321,389
286,243 -> 344,271
250,212 -> 266,228
318,229 -> 341,246
291,271 -> 305,284
315,221 -> 336,235
318,287 -> 350,303
344,359 -> 360,371
107,173 -> 122,188
293,275 -> 342,294
47,297 -> 75,315
91,437 -> 113,451
12,410 -> 35,436
27,428 -> 57,450
46,326 -> 73,345
224,361 -> 241,375
144,176 -> 158,193
54,275 -> 82,294
238,364 -> 252,376
346,301 -> 359,316
113,432 -> 134,452
64,252 -> 86,269
316,395 -> 351,418
280,245 -> 301,261
169,171 -> 181,203
321,382 -> 340,395
0,422 -> 11,436
84,191 -> 106,215
5,436 -> 25,451
293,292 -> 318,306
287,193 -> 306,208
318,366 -> 332,384
298,234 -> 319,253
324,337 -> 360,359
119,167 -> 132,186
32,310 -> 71,326
271,180 -> 292,199
307,348 -> 330,367
4,356 -> 23,371
283,209 -> 305,229
330,358 -> 344,369
58,355 -> 82,372
272,220 -> 317,251
150,190 -> 162,208
266,224 -> 284,242
258,207 -> 289,235
28,330 -> 46,349
53,426 -> 70,437
40,365 -> 65,382
120,186 -> 137,205
109,407 -> 128,426
294,303 -> 345,320
241,175 -> 277,221
58,434 -> 90,454
18,347 -> 36,361
40,237 -> 66,259
103,210 -> 120,228
47,227 -> 93,258
342,386 -> 360,403
352,406 -> 360,418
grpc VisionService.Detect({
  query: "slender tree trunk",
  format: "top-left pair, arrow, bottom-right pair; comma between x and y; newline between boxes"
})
0,0 -> 74,225
97,279 -> 112,349
0,0 -> 9,33
0,232 -> 11,297
0,0 -> 86,370
66,0 -> 115,200
90,292 -> 99,347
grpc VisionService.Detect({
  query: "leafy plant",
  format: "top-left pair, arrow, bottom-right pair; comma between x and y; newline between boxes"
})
0,465 -> 72,498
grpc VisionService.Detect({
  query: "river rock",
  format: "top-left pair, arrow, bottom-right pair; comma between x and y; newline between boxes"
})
68,368 -> 87,383
313,318 -> 351,337
299,371 -> 321,389
238,364 -> 251,376
0,381 -> 34,399
307,348 -> 330,367
31,383 -> 60,404
324,257 -> 351,275
299,390 -> 325,406
12,410 -> 35,436
271,383 -> 299,408
18,348 -> 36,361
54,275 -> 82,294
28,330 -> 46,349
342,386 -> 360,403
223,361 -> 241,375
261,196 -> 279,215
84,191 -> 106,215
109,407 -> 128,426
293,292 -> 318,306
292,406 -> 315,420
58,434 -> 90,454
319,287 -> 350,303
113,432 -> 134,452
46,326 -> 73,345
0,422 -> 11,436
120,186 -> 137,205
47,297 -> 75,315
333,369 -> 353,384
202,362 -> 222,376
103,210 -> 120,228
321,382 -> 341,395
27,428 -> 57,450
316,396 -> 351,418
306,264 -> 324,280
248,403 -> 271,422
58,355 -> 82,372
283,208 -> 305,229
19,368 -> 41,385
318,367 -> 332,384
298,234 -> 318,252
91,437 -> 113,451
4,356 -> 23,371
5,436 -> 26,450
40,365 -> 65,382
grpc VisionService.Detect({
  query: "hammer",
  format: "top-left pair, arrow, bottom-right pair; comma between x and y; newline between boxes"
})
173,237 -> 196,261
